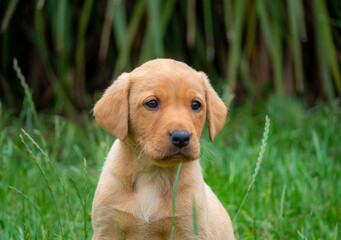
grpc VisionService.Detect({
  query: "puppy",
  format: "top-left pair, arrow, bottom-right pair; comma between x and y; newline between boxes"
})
92,59 -> 234,240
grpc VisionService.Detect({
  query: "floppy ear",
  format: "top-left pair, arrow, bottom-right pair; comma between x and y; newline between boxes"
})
201,73 -> 227,142
93,73 -> 130,140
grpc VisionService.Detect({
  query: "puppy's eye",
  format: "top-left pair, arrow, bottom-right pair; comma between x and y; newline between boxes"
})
191,101 -> 201,111
145,100 -> 159,109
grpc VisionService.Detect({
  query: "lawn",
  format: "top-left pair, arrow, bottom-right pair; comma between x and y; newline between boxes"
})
1,95 -> 340,239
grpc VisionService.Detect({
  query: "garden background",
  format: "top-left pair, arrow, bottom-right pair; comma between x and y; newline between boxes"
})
0,0 -> 340,239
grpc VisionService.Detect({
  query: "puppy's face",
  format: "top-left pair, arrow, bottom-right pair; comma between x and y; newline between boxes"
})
128,65 -> 206,163
94,59 -> 227,165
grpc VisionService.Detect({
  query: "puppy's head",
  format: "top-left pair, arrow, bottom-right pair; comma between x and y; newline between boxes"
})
94,59 -> 227,165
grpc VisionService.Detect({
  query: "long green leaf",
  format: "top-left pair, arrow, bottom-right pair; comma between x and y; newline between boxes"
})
162,0 -> 177,34
226,0 -> 246,92
223,0 -> 232,36
56,0 -> 66,51
0,0 -> 19,33
76,0 -> 94,91
147,0 -> 163,58
313,0 -> 341,97
170,161 -> 183,240
192,197 -> 199,239
13,59 -> 41,132
112,0 -> 127,50
288,0 -> 305,93
99,0 -> 114,59
114,0 -> 145,76
139,0 -> 166,63
244,1 -> 257,59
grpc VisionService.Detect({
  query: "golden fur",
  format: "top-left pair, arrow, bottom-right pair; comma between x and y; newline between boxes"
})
92,59 -> 235,239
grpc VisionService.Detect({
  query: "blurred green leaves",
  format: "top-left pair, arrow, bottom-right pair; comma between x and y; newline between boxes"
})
0,0 -> 340,115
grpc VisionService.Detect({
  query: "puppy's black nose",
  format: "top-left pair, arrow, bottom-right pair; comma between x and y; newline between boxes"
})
169,130 -> 190,148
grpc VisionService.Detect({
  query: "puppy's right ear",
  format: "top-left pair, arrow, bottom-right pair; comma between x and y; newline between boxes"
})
93,73 -> 130,140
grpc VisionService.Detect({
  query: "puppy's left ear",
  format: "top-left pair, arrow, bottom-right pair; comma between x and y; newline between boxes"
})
93,73 -> 130,140
201,73 -> 227,142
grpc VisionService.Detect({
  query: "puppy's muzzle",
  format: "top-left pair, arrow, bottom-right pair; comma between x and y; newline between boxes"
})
169,130 -> 191,148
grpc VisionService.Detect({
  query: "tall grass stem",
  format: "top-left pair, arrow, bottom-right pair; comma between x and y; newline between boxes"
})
170,161 -> 183,240
13,59 -> 41,131
279,184 -> 287,239
192,196 -> 199,239
234,115 -> 270,221
83,158 -> 89,239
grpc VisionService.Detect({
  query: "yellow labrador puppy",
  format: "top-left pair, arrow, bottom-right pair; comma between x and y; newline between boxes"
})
92,59 -> 234,239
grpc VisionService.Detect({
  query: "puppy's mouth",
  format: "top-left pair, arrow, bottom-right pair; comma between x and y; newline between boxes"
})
134,137 -> 200,164
159,148 -> 196,162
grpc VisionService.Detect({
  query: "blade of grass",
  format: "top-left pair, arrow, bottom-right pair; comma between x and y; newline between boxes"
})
13,59 -> 41,132
170,161 -> 183,240
226,0 -> 246,92
161,0 -> 177,34
313,0 -> 341,97
279,184 -> 287,240
112,0 -> 127,50
313,1 -> 335,101
223,0 -> 232,38
56,0 -> 72,88
116,220 -> 126,240
296,0 -> 307,40
244,0 -> 257,60
187,0 -> 196,47
56,0 -> 66,52
192,196 -> 199,239
0,0 -> 19,33
334,223 -> 339,240
234,115 -> 270,221
51,116 -> 66,159
288,0 -> 305,93
99,0 -> 114,60
147,0 -> 163,57
83,158 -> 89,239
138,30 -> 153,64
76,0 -> 94,96
37,0 -> 45,9
114,0 -> 145,76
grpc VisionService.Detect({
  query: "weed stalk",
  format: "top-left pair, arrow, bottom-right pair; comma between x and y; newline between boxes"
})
234,115 -> 270,221
170,161 -> 183,240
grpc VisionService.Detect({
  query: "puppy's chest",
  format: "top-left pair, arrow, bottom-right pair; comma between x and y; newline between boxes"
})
130,172 -> 172,223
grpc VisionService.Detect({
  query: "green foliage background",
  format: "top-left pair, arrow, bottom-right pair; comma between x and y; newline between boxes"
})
1,0 -> 341,114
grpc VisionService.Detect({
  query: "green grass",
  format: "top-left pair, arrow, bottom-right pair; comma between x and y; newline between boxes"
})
1,95 -> 340,239
1,64 -> 341,240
